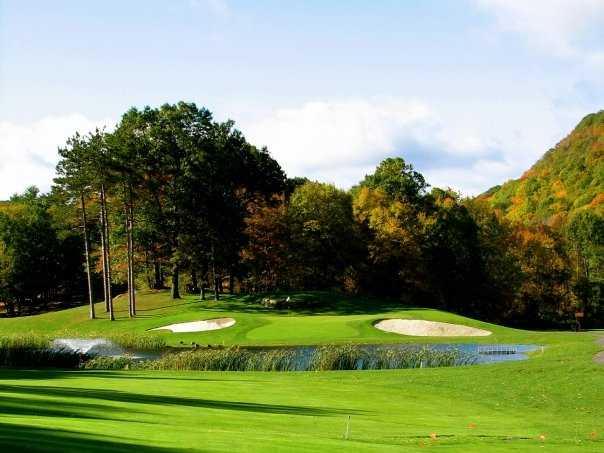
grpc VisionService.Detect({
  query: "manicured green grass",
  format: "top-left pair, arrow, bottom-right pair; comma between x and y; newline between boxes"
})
0,290 -> 542,347
0,291 -> 603,451
0,332 -> 602,452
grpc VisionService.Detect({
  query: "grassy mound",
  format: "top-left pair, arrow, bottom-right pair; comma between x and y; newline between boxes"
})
0,290 -> 534,347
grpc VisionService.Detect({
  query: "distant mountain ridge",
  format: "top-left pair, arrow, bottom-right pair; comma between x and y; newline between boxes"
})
482,110 -> 604,227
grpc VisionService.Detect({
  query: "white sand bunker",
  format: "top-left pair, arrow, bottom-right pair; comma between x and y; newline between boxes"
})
152,318 -> 236,333
374,319 -> 492,337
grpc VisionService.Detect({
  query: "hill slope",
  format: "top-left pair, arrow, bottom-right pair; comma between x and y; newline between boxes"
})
0,290 -> 529,346
483,111 -> 604,227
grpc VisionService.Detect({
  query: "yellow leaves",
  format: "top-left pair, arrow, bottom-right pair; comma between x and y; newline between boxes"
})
551,180 -> 567,199
417,211 -> 437,230
511,195 -> 524,206
442,197 -> 455,208
352,187 -> 387,222
485,111 -> 604,227
355,188 -> 425,266
0,201 -> 26,217
383,216 -> 401,236
302,219 -> 322,233
355,188 -> 416,236
515,225 -> 556,249
589,193 -> 604,207
546,212 -> 566,230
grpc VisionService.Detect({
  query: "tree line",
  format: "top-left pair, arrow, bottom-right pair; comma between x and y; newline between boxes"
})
0,102 -> 602,328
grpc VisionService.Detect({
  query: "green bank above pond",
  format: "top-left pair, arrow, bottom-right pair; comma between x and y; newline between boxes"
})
0,290 -> 549,347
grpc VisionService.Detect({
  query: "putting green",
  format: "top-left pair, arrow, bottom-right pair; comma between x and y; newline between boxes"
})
245,316 -> 362,342
0,290 -> 531,346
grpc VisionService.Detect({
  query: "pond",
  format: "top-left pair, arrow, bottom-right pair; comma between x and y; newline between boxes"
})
52,339 -> 540,370
52,338 -> 162,360
251,343 -> 540,370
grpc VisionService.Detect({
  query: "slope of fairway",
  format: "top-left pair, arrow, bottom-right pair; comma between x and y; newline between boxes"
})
1,291 -> 603,451
0,290 -> 536,346
0,331 -> 602,452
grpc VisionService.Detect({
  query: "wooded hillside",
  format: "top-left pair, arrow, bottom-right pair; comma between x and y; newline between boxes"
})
483,111 -> 604,227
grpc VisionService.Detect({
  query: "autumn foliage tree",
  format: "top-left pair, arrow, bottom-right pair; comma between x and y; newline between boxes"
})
2,105 -> 602,329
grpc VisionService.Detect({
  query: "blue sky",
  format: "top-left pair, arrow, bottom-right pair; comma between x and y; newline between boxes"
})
1,0 -> 603,198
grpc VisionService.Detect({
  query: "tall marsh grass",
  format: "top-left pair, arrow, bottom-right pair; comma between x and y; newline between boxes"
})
0,333 -> 165,369
83,347 -> 300,372
105,333 -> 166,350
0,334 -> 51,349
309,345 -> 474,370
82,344 -> 477,371
0,334 -> 477,371
0,334 -> 83,368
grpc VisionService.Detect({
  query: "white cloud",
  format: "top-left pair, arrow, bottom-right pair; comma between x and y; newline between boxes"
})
0,99 -> 580,200
0,115 -> 113,199
243,100 -> 496,190
424,161 -> 516,196
189,0 -> 230,18
240,99 -> 566,195
244,100 -> 430,173
475,0 -> 604,63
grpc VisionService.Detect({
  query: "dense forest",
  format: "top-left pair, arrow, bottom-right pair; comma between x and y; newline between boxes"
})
1,103 -> 603,328
484,110 -> 604,225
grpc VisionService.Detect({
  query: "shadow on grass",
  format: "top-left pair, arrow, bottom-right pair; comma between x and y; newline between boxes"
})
0,369 -> 262,383
132,301 -> 192,313
0,394 -> 144,421
0,383 -> 365,417
0,369 -> 367,451
189,291 -> 427,317
0,423 -> 180,453
99,290 -> 427,319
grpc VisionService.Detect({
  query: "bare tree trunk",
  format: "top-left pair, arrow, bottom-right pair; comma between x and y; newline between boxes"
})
99,206 -> 109,312
127,186 -> 136,316
211,244 -> 219,301
129,217 -> 136,316
191,269 -> 198,292
153,258 -> 163,289
144,249 -> 153,288
199,262 -> 208,300
101,184 -> 114,321
171,262 -> 180,299
80,193 -> 95,320
126,205 -> 133,318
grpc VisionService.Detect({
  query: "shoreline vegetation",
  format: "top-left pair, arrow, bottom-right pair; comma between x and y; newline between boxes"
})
0,334 -> 476,371
81,344 -> 476,372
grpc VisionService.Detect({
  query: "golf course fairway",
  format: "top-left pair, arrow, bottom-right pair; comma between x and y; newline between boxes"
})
0,291 -> 602,452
